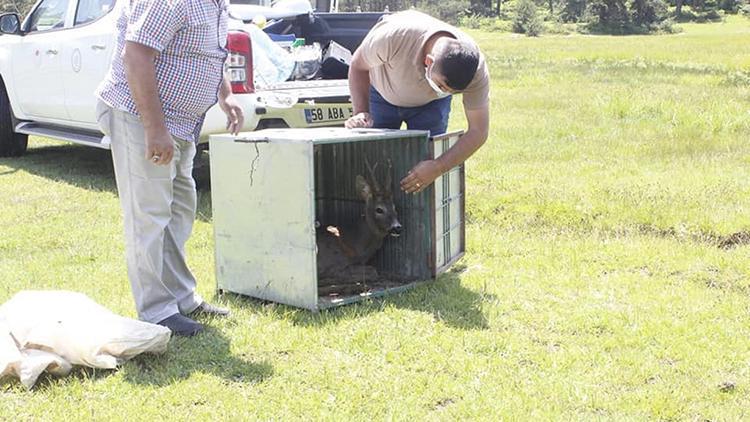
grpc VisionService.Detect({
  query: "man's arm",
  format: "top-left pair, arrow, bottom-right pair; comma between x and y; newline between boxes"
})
400,105 -> 489,194
218,74 -> 244,135
435,106 -> 489,173
122,41 -> 174,165
344,48 -> 374,129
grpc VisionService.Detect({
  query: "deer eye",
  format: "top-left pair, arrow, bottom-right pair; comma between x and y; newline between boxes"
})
376,207 -> 385,214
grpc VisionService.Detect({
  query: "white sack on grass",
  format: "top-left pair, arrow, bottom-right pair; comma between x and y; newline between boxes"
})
17,349 -> 73,389
0,291 -> 171,389
0,322 -> 22,377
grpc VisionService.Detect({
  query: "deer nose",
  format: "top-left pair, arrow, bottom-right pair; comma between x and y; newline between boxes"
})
390,223 -> 403,237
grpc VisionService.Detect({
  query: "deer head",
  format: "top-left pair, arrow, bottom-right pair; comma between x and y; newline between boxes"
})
356,159 -> 402,238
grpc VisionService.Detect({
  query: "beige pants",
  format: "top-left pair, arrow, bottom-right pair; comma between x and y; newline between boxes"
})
96,100 -> 203,323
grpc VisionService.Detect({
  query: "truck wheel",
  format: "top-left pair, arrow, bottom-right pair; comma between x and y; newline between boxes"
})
192,143 -> 210,189
0,83 -> 28,157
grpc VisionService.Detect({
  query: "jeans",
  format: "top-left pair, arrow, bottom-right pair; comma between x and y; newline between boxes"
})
369,86 -> 452,136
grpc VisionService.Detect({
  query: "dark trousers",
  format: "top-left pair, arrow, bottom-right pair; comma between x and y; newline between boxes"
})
369,86 -> 452,136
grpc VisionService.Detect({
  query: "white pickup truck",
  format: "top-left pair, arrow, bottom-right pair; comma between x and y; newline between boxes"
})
0,0 -> 383,158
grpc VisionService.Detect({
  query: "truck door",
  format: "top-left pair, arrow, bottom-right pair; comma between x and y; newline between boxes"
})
11,0 -> 73,121
62,0 -> 117,126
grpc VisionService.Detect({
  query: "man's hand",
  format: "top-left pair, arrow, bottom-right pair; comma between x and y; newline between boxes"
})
219,93 -> 244,135
401,159 -> 443,194
345,112 -> 374,129
145,129 -> 175,165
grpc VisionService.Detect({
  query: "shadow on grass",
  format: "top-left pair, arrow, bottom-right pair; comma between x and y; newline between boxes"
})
119,326 -> 273,387
0,143 -> 117,193
225,265 -> 493,331
0,143 -> 215,222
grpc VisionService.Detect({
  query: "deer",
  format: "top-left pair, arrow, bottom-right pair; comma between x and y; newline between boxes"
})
316,159 -> 402,289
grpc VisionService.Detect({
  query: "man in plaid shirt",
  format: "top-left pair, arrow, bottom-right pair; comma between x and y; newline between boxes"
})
95,0 -> 243,336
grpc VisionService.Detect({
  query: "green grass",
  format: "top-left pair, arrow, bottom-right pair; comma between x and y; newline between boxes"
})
2,16 -> 750,420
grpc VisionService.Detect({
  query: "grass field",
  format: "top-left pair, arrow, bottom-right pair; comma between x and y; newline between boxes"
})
2,16 -> 750,421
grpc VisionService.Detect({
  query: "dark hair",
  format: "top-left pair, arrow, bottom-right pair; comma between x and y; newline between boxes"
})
434,39 -> 480,91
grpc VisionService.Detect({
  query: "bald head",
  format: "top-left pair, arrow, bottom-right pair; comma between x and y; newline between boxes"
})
432,38 -> 480,92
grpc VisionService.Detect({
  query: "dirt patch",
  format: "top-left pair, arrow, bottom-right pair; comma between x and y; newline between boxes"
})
433,398 -> 456,411
719,381 -> 737,393
717,231 -> 750,250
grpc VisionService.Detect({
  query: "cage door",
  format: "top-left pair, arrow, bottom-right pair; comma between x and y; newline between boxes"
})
210,136 -> 319,310
430,131 -> 466,275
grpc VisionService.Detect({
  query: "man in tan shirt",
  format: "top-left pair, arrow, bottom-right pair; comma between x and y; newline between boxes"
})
345,10 -> 490,194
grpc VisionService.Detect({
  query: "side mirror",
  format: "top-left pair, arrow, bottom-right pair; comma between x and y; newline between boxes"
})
0,13 -> 21,35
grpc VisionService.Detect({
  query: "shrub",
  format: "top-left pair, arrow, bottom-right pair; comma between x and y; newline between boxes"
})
546,21 -> 577,34
416,0 -> 470,25
513,0 -> 544,36
459,13 -> 483,29
631,0 -> 668,26
653,17 -> 682,33
484,19 -> 514,32
586,0 -> 631,31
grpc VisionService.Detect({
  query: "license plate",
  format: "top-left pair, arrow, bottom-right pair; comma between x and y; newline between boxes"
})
304,106 -> 353,124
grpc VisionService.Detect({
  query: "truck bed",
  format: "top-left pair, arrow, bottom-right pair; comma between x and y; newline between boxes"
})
258,79 -> 350,103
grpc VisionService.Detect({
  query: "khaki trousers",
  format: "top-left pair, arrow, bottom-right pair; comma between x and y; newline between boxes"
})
96,100 -> 203,323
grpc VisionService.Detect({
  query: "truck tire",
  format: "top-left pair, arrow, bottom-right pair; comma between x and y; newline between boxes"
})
0,81 -> 28,157
192,143 -> 210,189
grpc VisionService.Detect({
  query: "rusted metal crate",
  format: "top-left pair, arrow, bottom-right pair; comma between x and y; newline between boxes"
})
209,128 -> 465,310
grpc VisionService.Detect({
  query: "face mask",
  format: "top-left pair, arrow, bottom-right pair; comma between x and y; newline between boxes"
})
425,64 -> 451,99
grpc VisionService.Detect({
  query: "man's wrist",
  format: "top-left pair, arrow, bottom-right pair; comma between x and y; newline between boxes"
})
433,157 -> 449,173
144,124 -> 169,138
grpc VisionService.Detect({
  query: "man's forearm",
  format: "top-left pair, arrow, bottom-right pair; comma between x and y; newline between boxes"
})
348,67 -> 371,114
434,128 -> 487,173
219,73 -> 232,101
123,42 -> 168,136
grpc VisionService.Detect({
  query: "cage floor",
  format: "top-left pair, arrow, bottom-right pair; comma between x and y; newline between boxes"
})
317,278 -> 427,309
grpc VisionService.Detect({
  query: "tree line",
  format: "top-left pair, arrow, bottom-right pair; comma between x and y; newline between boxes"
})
2,0 -> 747,35
338,0 -> 749,34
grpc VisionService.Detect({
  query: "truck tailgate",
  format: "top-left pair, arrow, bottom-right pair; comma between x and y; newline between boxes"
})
259,79 -> 350,103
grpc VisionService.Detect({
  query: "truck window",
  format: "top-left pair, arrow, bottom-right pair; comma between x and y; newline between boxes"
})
75,0 -> 116,25
27,0 -> 70,32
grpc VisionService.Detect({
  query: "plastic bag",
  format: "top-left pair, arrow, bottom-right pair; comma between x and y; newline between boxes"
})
245,24 -> 295,88
0,291 -> 171,389
291,42 -> 322,81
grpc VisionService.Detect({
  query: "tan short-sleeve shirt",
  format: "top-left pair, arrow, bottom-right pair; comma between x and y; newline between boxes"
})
358,10 -> 490,110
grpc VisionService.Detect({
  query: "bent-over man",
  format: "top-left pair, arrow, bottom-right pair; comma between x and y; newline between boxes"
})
345,10 -> 490,194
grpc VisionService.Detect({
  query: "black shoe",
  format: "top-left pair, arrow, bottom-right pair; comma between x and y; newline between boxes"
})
157,313 -> 203,337
189,302 -> 230,317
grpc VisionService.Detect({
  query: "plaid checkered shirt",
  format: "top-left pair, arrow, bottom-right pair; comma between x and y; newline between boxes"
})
96,0 -> 229,142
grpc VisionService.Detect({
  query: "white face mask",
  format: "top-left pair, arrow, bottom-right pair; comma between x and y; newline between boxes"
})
425,64 -> 451,99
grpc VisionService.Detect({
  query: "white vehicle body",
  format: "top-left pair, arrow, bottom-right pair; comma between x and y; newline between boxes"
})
0,0 -> 364,155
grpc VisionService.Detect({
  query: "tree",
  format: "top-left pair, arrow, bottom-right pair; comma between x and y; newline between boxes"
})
1,1 -> 35,15
631,0 -> 668,26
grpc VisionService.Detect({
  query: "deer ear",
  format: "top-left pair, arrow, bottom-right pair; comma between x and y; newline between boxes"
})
356,175 -> 372,200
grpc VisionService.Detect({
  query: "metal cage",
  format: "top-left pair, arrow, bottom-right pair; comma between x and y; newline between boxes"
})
209,128 -> 465,310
